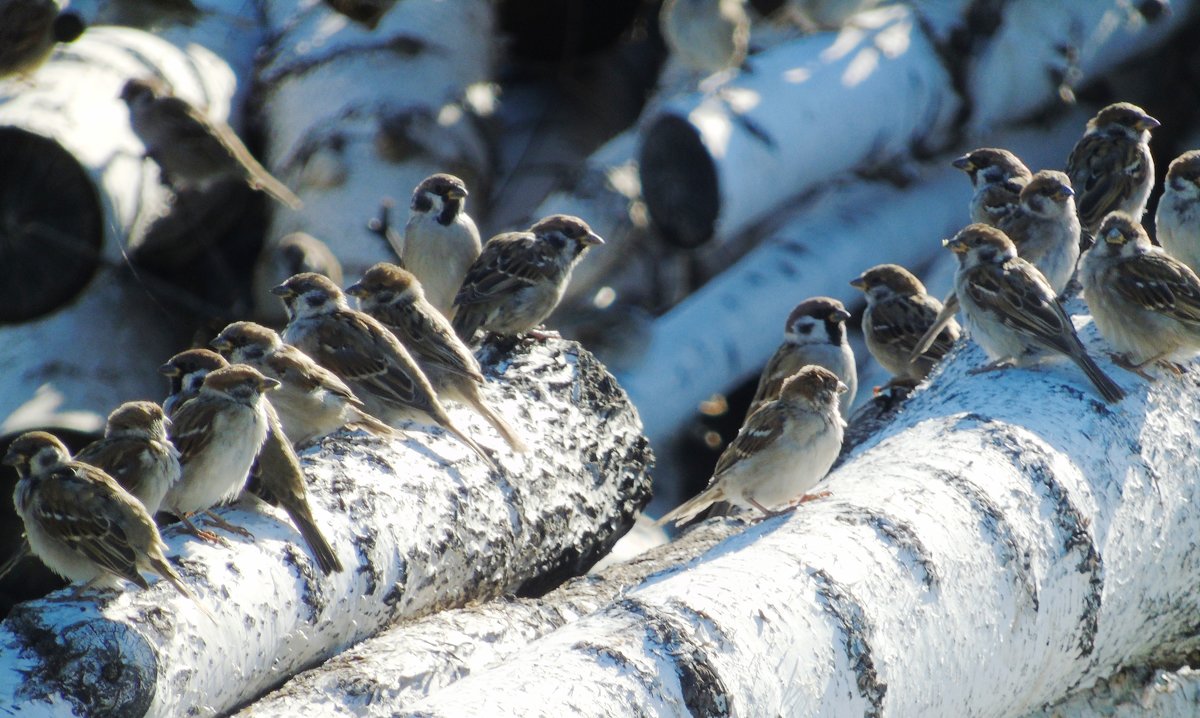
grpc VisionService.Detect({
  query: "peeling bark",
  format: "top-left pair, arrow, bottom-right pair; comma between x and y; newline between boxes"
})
0,339 -> 652,717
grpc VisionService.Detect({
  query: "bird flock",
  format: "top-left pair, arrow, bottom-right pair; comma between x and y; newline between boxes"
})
2,79 -> 605,603
658,101 -> 1200,526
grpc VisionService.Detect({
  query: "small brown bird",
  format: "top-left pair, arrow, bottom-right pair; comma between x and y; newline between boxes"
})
347,263 -> 527,452
952,148 -> 1033,226
997,170 -> 1081,294
452,215 -> 604,343
273,273 -> 497,469
4,432 -> 207,614
1080,212 -> 1200,379
945,224 -> 1125,403
0,1 -> 84,80
397,174 -> 482,319
656,367 -> 847,526
120,77 -> 302,209
1155,150 -> 1200,274
210,320 -> 393,445
76,401 -> 179,516
322,0 -> 397,29
746,297 -> 856,419
160,348 -> 229,419
253,232 -> 344,327
1066,102 -> 1159,234
851,265 -> 961,385
163,365 -> 279,541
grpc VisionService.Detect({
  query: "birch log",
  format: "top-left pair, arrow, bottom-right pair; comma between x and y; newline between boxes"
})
237,519 -> 739,716
0,338 -> 653,717
387,315 -> 1200,717
637,1 -> 1189,249
257,0 -> 495,290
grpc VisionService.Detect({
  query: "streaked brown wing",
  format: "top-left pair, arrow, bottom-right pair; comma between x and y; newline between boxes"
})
713,403 -> 787,477
169,398 -> 217,465
962,258 -> 1078,356
270,345 -> 362,407
454,233 -> 556,307
373,302 -> 482,383
1113,254 -> 1200,325
314,312 -> 434,412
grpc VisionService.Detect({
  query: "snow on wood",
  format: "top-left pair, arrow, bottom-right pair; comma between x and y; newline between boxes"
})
236,521 -> 737,716
637,1 -> 1190,250
0,338 -> 652,717
620,112 -> 1091,507
387,315 -> 1200,716
257,0 -> 496,281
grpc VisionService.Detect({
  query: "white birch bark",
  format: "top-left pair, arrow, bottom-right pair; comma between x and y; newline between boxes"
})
0,339 -> 653,717
379,322 -> 1200,717
257,0 -> 496,283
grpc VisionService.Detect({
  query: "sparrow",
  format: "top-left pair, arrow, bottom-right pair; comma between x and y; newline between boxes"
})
3,431 -> 206,611
996,170 -> 1082,294
655,366 -> 847,526
952,148 -> 1033,226
210,320 -> 394,445
746,297 -> 857,419
1066,102 -> 1159,235
120,78 -> 303,210
160,348 -> 229,419
322,0 -> 397,29
945,224 -> 1125,403
396,174 -> 482,319
452,215 -> 604,343
851,264 -> 961,385
75,401 -> 180,516
162,365 -> 279,541
254,402 -> 343,575
346,263 -> 527,452
1080,211 -> 1200,379
660,0 -> 750,77
272,273 -> 497,468
0,1 -> 84,80
1154,150 -> 1200,274
253,232 -> 344,327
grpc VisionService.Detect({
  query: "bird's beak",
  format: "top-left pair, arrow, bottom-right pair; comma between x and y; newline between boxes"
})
344,282 -> 365,298
158,362 -> 179,377
836,380 -> 849,395
849,276 -> 866,290
832,308 -> 852,323
1138,115 -> 1161,131
210,337 -> 231,352
1055,185 -> 1075,201
1103,227 -> 1125,245
944,238 -> 968,254
270,284 -> 292,298
2,450 -> 18,467
583,231 -> 605,247
258,377 -> 282,393
951,155 -> 974,172
447,187 -> 467,200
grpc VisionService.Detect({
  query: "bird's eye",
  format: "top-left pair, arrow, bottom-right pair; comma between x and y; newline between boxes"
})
305,294 -> 326,308
548,234 -> 566,250
246,347 -> 265,360
798,324 -> 813,334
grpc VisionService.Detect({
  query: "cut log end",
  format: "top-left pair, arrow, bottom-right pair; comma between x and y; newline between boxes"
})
639,113 -> 720,249
0,127 -> 103,323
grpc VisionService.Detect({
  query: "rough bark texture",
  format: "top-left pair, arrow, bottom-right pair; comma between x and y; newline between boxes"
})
368,319 -> 1200,716
0,338 -> 652,717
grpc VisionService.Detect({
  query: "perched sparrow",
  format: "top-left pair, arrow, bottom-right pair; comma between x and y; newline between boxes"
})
997,170 -> 1082,294
655,366 -> 847,526
0,1 -> 84,80
660,0 -> 750,77
396,174 -> 482,319
253,232 -> 344,327
952,148 -> 1033,226
76,401 -> 179,516
747,297 -> 856,419
272,273 -> 496,468
452,215 -> 604,342
3,431 -> 204,609
1155,150 -> 1200,274
163,365 -> 279,540
851,264 -> 961,385
160,348 -> 229,419
255,404 -> 343,575
322,0 -> 397,29
945,224 -> 1125,403
346,263 -> 527,452
120,78 -> 303,209
1066,102 -> 1159,235
1080,212 -> 1200,378
210,320 -> 393,445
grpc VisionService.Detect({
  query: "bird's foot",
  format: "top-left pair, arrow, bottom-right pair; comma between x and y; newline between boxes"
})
1110,353 -> 1158,381
179,515 -> 229,544
203,510 -> 254,539
969,358 -> 1013,375
526,327 -> 561,341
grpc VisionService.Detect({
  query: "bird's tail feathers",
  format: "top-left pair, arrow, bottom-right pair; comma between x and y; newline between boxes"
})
1074,352 -> 1126,403
654,485 -> 725,527
151,556 -> 216,623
